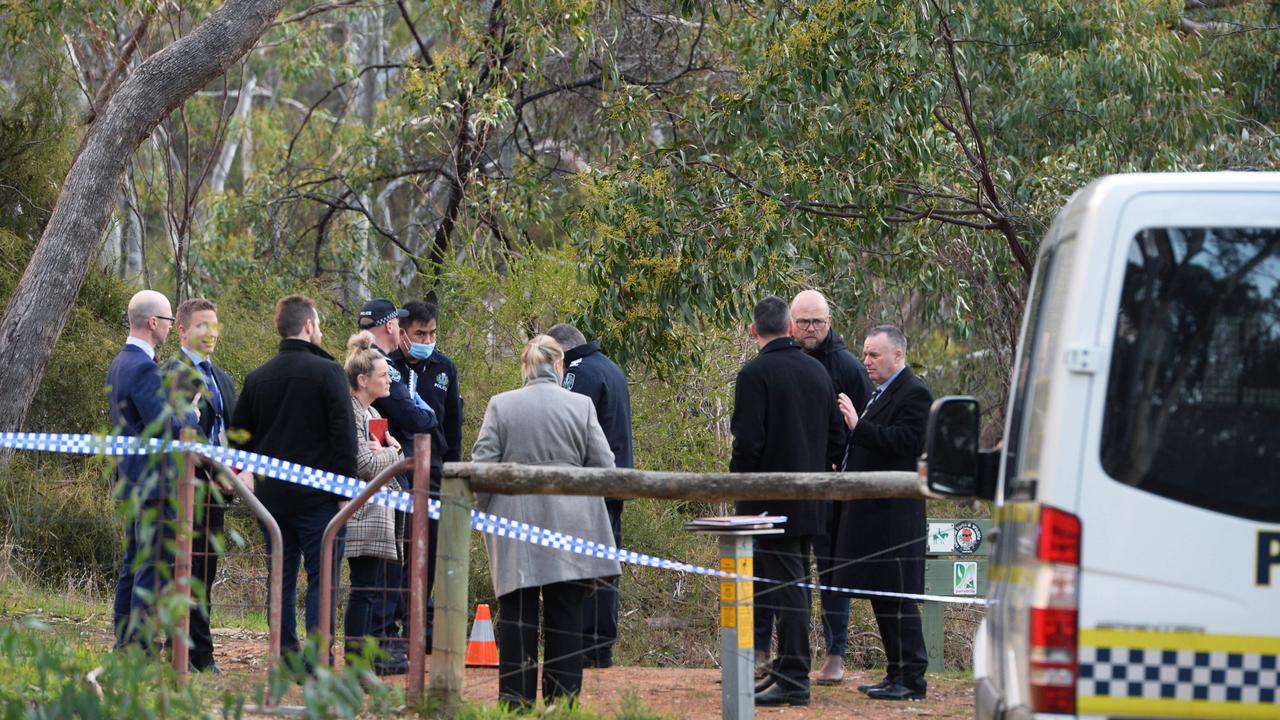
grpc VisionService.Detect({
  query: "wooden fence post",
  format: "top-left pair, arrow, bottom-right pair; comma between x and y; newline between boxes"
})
428,473 -> 473,713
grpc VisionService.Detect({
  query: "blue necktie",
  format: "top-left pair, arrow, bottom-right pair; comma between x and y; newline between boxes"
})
864,386 -> 882,414
199,360 -> 225,444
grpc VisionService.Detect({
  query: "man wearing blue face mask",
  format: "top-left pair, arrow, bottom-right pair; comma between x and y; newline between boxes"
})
390,299 -> 462,477
385,297 -> 462,651
357,297 -> 440,659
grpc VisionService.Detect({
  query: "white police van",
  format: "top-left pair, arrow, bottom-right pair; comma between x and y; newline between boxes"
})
921,173 -> 1280,719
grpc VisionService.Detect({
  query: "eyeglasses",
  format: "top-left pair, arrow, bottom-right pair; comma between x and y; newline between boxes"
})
154,315 -> 176,323
794,318 -> 829,330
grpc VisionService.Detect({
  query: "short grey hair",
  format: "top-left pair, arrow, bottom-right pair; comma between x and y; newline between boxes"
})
866,324 -> 907,353
547,323 -> 588,351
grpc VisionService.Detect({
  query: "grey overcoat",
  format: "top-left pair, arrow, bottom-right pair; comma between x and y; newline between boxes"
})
472,366 -> 622,598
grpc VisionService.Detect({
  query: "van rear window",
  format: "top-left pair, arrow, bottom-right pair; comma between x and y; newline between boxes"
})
1100,227 -> 1280,522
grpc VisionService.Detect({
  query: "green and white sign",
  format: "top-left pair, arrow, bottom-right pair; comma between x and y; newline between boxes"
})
953,561 -> 978,596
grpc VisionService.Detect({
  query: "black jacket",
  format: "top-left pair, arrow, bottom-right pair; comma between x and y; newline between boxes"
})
833,366 -> 933,593
371,347 -> 439,468
231,339 -> 358,514
730,337 -> 846,538
563,341 -> 633,469
388,348 -> 461,465
809,329 -> 874,422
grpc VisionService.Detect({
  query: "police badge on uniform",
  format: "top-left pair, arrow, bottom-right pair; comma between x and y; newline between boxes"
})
435,372 -> 449,391
563,372 -> 575,390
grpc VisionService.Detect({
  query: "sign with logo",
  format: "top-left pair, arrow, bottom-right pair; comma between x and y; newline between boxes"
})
928,522 -> 955,553
954,561 -> 978,595
954,520 -> 983,554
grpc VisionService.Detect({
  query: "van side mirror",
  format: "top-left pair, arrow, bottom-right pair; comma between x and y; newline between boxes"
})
921,396 -> 988,499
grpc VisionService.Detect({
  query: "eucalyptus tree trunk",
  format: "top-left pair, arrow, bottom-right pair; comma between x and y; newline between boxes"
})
209,73 -> 256,196
344,6 -> 387,303
0,0 -> 291,436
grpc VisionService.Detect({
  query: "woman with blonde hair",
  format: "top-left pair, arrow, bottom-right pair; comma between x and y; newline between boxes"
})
472,334 -> 621,711
342,331 -> 407,675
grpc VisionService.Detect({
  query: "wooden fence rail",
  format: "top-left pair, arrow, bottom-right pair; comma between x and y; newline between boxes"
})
428,463 -> 941,715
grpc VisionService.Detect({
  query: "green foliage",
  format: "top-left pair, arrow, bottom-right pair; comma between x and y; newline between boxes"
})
571,0 -> 1279,384
0,619 -> 244,718
0,52 -> 74,243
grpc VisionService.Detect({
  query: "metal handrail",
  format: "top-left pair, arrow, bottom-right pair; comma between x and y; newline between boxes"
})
316,455 -> 415,667
208,458 -> 287,666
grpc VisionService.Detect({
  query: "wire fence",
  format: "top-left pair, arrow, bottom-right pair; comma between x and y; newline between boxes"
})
0,437 -> 987,711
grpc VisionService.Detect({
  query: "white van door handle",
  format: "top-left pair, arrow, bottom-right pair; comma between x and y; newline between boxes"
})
1065,345 -> 1104,374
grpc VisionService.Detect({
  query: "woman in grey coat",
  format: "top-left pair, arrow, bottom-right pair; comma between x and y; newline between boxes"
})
472,334 -> 621,710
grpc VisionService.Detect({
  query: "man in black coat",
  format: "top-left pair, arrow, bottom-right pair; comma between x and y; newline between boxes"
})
547,323 -> 632,669
731,296 -> 846,707
163,298 -> 249,673
231,295 -> 358,659
834,325 -> 933,701
790,289 -> 873,685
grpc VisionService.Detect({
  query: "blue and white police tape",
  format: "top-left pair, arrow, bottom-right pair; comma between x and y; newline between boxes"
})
0,431 -> 986,606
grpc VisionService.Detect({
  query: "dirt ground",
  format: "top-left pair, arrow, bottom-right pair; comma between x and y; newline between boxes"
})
209,635 -> 973,719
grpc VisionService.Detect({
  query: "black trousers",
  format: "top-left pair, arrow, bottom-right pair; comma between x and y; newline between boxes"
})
870,598 -> 928,691
581,498 -> 623,663
395,467 -> 439,647
754,536 -> 811,692
189,499 -> 225,669
496,580 -> 590,708
345,556 -> 402,653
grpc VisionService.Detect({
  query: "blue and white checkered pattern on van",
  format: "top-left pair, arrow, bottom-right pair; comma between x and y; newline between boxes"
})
1079,646 -> 1280,704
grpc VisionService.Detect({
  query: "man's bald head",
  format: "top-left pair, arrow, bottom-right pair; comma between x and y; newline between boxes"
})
790,289 -> 832,352
127,290 -> 174,347
127,290 -> 171,328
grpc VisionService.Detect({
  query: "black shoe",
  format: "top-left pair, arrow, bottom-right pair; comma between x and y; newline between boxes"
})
754,673 -> 776,694
582,654 -> 614,669
372,655 -> 409,676
857,676 -> 894,694
865,681 -> 926,701
192,662 -> 222,675
754,684 -> 810,707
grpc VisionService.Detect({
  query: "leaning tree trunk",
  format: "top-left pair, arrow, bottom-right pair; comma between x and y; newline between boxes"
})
0,0 -> 290,435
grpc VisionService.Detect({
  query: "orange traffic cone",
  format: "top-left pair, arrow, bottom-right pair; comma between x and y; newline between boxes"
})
465,603 -> 500,667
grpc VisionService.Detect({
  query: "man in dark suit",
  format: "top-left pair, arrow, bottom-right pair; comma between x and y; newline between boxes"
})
731,296 -> 846,707
231,295 -> 358,661
163,298 -> 246,673
107,289 -> 181,649
547,322 -> 632,669
834,325 -> 933,701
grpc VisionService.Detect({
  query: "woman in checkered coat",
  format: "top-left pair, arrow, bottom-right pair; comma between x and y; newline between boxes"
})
342,331 -> 406,673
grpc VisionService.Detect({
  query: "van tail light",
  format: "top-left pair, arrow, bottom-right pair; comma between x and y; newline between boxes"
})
1029,506 -> 1081,714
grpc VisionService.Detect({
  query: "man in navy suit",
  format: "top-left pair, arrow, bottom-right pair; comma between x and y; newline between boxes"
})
107,289 -> 182,650
163,298 -> 247,673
